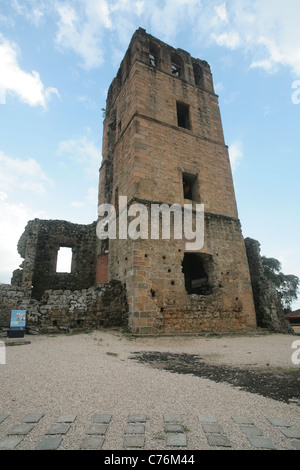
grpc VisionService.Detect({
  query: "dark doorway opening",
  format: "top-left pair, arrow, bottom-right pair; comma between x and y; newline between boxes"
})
182,253 -> 212,295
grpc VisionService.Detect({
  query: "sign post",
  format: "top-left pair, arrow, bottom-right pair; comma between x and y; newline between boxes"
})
8,310 -> 26,338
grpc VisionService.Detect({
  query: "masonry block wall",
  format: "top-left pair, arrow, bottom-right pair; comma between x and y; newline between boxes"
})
12,219 -> 97,300
97,28 -> 257,334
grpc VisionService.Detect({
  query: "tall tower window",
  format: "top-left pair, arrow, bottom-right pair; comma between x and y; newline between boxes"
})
192,62 -> 204,87
182,173 -> 198,201
149,41 -> 159,67
171,53 -> 182,77
177,102 -> 191,129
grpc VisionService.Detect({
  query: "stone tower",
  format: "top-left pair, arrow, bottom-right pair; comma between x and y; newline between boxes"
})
97,28 -> 256,334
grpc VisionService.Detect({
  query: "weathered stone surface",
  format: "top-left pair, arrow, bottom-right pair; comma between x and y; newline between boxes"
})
247,436 -> 276,449
56,414 -> 77,423
166,433 -> 187,447
8,424 -> 34,435
35,436 -> 63,450
232,415 -> 253,425
80,436 -> 105,450
46,424 -> 70,435
98,28 -> 257,335
245,238 -> 293,334
206,434 -> 232,448
202,423 -> 224,434
22,413 -> 44,423
86,424 -> 108,435
163,414 -> 183,423
127,414 -> 147,423
0,281 -> 128,335
123,435 -> 145,448
0,414 -> 9,424
198,414 -> 217,423
124,424 -> 145,434
266,417 -> 290,427
164,424 -> 184,433
0,436 -> 23,450
240,425 -> 263,437
92,413 -> 112,424
279,428 -> 300,439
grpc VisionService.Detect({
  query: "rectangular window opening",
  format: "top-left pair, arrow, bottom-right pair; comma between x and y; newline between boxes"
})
177,102 -> 190,129
149,53 -> 156,67
171,63 -> 180,77
183,173 -> 198,202
56,247 -> 73,273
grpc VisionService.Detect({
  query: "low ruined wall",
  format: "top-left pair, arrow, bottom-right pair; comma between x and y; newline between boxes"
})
0,285 -> 32,335
0,282 -> 128,336
245,238 -> 293,334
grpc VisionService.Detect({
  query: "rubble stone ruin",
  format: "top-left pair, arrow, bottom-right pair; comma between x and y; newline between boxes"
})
0,28 -> 291,335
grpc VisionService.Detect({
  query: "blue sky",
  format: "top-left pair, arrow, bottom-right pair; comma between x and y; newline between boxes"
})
0,0 -> 299,309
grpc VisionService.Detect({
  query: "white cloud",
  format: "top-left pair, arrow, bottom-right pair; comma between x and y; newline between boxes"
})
0,192 -> 47,283
54,0 -> 111,69
57,135 -> 100,180
11,0 -> 47,27
0,35 -> 59,108
229,141 -> 243,171
212,0 -> 300,75
0,151 -> 52,195
7,0 -> 300,77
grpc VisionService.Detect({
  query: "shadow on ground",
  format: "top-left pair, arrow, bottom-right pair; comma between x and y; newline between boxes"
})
130,351 -> 300,404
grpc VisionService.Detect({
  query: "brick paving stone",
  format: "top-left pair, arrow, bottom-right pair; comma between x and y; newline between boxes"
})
86,424 -> 108,435
166,433 -> 187,447
0,436 -> 23,450
291,440 -> 300,450
92,413 -> 112,424
123,435 -> 145,448
232,415 -> 254,425
56,414 -> 77,423
279,428 -> 300,439
247,436 -> 276,449
127,414 -> 147,423
0,414 -> 9,424
124,424 -> 145,434
202,423 -> 224,434
22,413 -> 44,423
163,414 -> 182,423
8,424 -> 34,435
80,436 -> 105,450
266,417 -> 290,427
35,436 -> 63,450
198,414 -> 217,423
46,423 -> 70,435
240,425 -> 263,437
164,424 -> 184,433
206,434 -> 232,448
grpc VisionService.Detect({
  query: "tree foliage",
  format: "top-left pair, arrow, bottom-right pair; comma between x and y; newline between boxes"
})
261,256 -> 299,312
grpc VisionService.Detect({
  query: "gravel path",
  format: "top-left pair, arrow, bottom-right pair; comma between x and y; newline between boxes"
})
0,330 -> 299,450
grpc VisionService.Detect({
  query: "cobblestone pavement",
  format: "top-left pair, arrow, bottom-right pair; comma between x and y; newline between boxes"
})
0,411 -> 299,450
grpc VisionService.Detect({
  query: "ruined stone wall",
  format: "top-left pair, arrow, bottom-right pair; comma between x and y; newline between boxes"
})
245,238 -> 292,334
12,219 -> 97,300
0,284 -> 31,335
0,282 -> 128,336
107,208 -> 256,334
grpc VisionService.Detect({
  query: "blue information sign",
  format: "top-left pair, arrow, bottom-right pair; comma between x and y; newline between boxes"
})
10,310 -> 26,331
